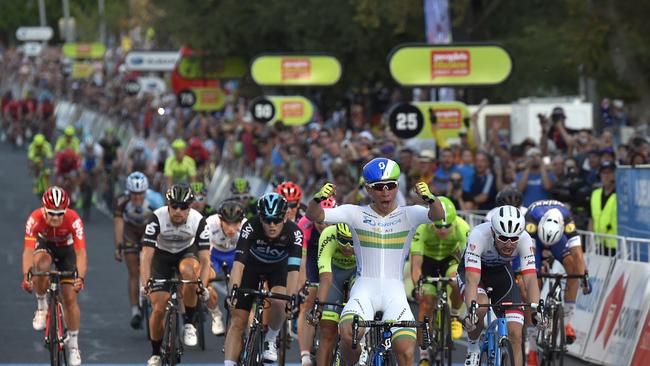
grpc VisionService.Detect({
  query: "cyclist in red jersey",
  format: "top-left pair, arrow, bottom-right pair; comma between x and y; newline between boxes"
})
22,186 -> 87,366
55,148 -> 81,199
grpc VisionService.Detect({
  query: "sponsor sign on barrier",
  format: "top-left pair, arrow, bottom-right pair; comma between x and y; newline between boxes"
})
617,166 -> 650,261
630,307 -> 650,365
567,253 -> 616,357
583,259 -> 650,365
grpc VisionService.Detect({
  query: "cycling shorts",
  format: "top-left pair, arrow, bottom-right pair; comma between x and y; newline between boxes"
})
457,264 -> 524,325
150,246 -> 199,293
34,240 -> 77,284
339,277 -> 416,342
421,256 -> 459,296
210,248 -> 235,276
306,242 -> 319,285
235,259 -> 288,311
321,266 -> 356,323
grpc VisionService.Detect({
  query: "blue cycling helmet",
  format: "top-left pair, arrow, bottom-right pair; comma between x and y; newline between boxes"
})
257,193 -> 288,221
362,158 -> 401,183
126,171 -> 149,193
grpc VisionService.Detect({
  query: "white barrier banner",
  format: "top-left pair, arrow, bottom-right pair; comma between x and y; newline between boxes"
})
630,308 -> 650,365
567,253 -> 616,357
583,260 -> 650,365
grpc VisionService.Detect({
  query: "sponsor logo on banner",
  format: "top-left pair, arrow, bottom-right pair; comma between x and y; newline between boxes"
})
431,50 -> 470,78
630,308 -> 650,365
434,108 -> 462,129
281,101 -> 304,119
282,58 -> 310,80
583,259 -> 650,365
125,51 -> 179,71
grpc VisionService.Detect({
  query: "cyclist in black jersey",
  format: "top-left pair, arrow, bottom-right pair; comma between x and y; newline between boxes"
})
140,185 -> 211,366
223,193 -> 303,366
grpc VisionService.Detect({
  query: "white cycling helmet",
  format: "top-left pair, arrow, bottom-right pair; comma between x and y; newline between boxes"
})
126,171 -> 149,193
538,208 -> 565,246
491,205 -> 525,238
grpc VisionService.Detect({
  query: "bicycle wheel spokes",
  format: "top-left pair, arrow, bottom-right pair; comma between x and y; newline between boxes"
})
48,301 -> 59,366
498,338 -> 515,366
162,308 -> 178,366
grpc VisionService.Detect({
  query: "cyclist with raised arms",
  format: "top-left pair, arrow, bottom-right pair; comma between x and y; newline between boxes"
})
410,196 -> 468,365
295,196 -> 336,366
140,185 -> 211,366
305,157 -> 445,366
458,206 -> 543,366
204,200 -> 247,335
312,222 -> 357,366
22,187 -> 87,366
113,172 -> 161,329
525,200 -> 589,347
223,193 -> 303,366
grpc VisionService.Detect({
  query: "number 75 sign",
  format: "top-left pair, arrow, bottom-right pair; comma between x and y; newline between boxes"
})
388,101 -> 469,140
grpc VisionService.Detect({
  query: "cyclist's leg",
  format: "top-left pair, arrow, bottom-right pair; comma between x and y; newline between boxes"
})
317,266 -> 354,366
338,277 -> 375,365
123,241 -> 142,325
32,247 -> 53,295
178,254 -> 201,324
318,320 -> 339,366
382,279 -> 417,366
267,265 -> 291,339
149,249 -> 175,357
298,249 -> 320,363
224,265 -> 261,364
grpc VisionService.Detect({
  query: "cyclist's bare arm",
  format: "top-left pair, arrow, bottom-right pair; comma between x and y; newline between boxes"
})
317,272 -> 333,301
22,247 -> 35,277
410,254 -> 424,287
140,246 -> 154,285
286,270 -> 300,296
198,249 -> 211,288
463,270 -> 481,308
113,217 -> 124,251
305,200 -> 325,223
229,261 -> 244,291
522,271 -> 541,304
75,248 -> 88,279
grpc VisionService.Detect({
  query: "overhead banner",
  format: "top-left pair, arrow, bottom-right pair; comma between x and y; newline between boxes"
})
63,43 -> 106,59
249,96 -> 314,125
387,101 -> 470,144
177,56 -> 247,79
583,260 -> 650,366
616,166 -> 650,261
71,62 -> 93,79
22,42 -> 43,57
388,44 -> 513,86
177,87 -> 225,112
250,55 -> 342,86
124,51 -> 179,71
566,254 -> 616,357
16,26 -> 53,41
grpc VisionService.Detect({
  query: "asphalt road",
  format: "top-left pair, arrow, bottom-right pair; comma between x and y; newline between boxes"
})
0,142 -> 594,365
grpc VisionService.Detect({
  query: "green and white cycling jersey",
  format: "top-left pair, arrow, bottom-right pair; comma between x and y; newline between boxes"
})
323,204 -> 431,281
410,216 -> 470,261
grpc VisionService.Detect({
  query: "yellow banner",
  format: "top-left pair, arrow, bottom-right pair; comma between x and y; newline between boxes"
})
63,43 -> 106,59
269,96 -> 314,125
412,102 -> 470,147
389,44 -> 512,86
71,62 -> 93,79
192,87 -> 225,111
251,55 -> 341,86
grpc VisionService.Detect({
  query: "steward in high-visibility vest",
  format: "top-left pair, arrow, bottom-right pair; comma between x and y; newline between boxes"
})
590,161 -> 617,251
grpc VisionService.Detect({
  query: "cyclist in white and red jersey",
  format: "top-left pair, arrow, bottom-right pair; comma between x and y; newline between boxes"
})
306,157 -> 445,366
458,206 -> 543,366
22,186 -> 87,366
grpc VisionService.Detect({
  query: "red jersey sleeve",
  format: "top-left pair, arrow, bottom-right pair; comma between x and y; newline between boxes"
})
24,209 -> 43,249
65,210 -> 86,250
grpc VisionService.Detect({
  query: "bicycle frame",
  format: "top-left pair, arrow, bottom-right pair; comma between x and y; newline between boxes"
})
418,276 -> 455,365
481,309 -> 510,364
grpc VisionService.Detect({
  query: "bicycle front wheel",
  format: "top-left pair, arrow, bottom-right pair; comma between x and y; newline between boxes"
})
48,301 -> 64,366
498,338 -> 515,366
243,325 -> 262,366
546,306 -> 565,366
162,309 -> 178,366
277,320 -> 288,366
438,305 -> 453,366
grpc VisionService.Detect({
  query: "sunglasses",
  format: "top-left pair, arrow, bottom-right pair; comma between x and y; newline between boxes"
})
497,235 -> 519,244
367,180 -> 398,191
46,210 -> 65,217
170,203 -> 190,210
338,237 -> 353,247
195,195 -> 206,203
434,223 -> 452,229
261,217 -> 283,225
287,202 -> 299,208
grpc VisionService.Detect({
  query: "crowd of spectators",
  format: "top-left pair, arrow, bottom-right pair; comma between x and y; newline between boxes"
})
2,42 -> 650,240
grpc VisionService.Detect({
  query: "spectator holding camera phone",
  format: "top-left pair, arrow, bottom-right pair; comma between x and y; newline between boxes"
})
516,147 -> 557,207
540,107 -> 575,156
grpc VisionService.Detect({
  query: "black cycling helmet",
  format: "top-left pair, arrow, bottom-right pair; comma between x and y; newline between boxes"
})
257,193 -> 288,221
218,200 -> 246,223
496,187 -> 523,208
166,184 -> 195,205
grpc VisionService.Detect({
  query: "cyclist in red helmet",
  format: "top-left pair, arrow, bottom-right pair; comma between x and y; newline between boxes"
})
22,186 -> 87,366
276,181 -> 304,222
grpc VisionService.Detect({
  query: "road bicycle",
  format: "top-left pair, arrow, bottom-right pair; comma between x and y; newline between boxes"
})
536,273 -> 588,366
351,314 -> 432,366
31,270 -> 78,366
416,276 -> 456,366
147,278 -> 204,366
467,290 -> 544,366
310,299 -> 346,366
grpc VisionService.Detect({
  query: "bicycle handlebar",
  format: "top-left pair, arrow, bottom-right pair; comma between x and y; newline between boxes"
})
30,270 -> 78,279
351,315 -> 432,350
538,273 -> 585,279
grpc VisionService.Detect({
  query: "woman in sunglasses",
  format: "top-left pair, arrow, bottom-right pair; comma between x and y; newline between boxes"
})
224,193 -> 303,365
22,186 -> 87,366
140,184 -> 211,366
410,196 -> 469,364
457,205 -> 543,366
305,157 -> 445,366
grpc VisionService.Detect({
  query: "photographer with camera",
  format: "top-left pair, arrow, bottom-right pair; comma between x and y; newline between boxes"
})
550,157 -> 592,230
516,147 -> 557,207
540,107 -> 576,156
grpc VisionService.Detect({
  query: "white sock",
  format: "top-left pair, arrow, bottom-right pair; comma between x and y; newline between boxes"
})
36,294 -> 47,310
527,326 -> 537,349
224,360 -> 237,366
468,338 -> 480,353
301,351 -> 312,365
265,326 -> 279,343
564,301 -> 576,323
131,305 -> 140,317
210,306 -> 222,317
67,330 -> 79,349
